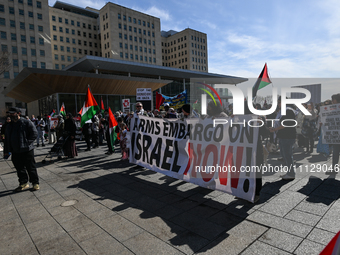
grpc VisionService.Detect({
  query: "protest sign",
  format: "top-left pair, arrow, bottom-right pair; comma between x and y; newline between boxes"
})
320,103 -> 340,144
130,115 -> 259,202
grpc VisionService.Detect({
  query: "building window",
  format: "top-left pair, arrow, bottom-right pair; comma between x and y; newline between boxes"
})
13,59 -> 18,66
72,48 -> 76,53
52,15 -> 56,21
60,36 -> 64,42
59,17 -> 62,23
59,27 -> 63,32
39,38 -> 44,45
83,23 -> 86,28
61,55 -> 65,61
41,62 -> 46,69
77,21 -> 80,27
3,72 -> 10,79
123,15 -> 126,21
53,35 -> 57,41
120,52 -> 123,58
0,5 -> 4,12
30,36 -> 35,43
12,46 -> 17,54
22,48 -> 27,55
71,20 -> 74,26
143,21 -> 146,26
20,22 -> 25,29
10,20 -> 15,27
54,54 -> 58,60
40,50 -> 45,56
67,56 -> 71,62
118,13 -> 121,19
21,35 -> 26,42
28,11 -> 33,17
0,31 -> 6,39
38,26 -> 43,32
19,9 -> 24,15
60,46 -> 64,51
55,64 -> 59,69
53,25 -> 56,31
32,61 -> 37,68
37,1 -> 41,8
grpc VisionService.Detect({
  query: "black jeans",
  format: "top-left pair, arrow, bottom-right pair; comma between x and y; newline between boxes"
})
106,131 -> 114,153
12,150 -> 39,185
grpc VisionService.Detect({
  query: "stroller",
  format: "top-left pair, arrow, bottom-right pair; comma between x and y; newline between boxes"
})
42,135 -> 69,163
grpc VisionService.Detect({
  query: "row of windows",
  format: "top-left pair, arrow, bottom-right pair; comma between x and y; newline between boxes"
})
54,49 -> 100,57
191,57 -> 206,64
53,45 -> 99,53
163,44 -> 188,54
0,31 -> 44,44
0,1 -> 41,11
51,16 -> 97,30
192,65 -> 207,71
118,52 -> 156,62
3,7 -> 43,19
52,36 -> 99,47
111,13 -> 155,29
162,37 -> 188,47
1,45 -> 45,56
1,19 -> 44,31
3,62 -> 46,77
119,43 -> 156,54
117,24 -> 155,37
118,33 -> 156,45
163,56 -> 188,63
163,63 -> 188,70
191,43 -> 206,50
163,52 -> 188,60
191,50 -> 206,57
52,26 -> 98,39
191,35 -> 205,43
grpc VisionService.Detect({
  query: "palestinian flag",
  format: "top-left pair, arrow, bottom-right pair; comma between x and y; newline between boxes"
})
100,96 -> 105,116
80,85 -> 100,127
60,103 -> 66,117
108,107 -> 118,151
252,63 -> 272,99
50,109 -> 56,118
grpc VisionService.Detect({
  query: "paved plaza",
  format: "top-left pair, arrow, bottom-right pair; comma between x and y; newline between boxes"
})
1,141 -> 340,254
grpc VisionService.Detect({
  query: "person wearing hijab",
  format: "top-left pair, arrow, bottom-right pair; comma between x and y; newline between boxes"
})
63,113 -> 78,158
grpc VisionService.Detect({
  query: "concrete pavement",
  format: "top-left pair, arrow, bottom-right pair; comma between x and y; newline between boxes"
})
0,141 -> 339,254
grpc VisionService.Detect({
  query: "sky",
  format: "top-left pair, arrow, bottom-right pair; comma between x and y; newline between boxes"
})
49,0 -> 340,101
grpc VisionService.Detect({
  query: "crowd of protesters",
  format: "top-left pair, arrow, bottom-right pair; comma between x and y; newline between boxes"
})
2,93 -> 340,197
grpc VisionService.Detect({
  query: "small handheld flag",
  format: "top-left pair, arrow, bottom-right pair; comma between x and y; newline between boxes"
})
60,103 -> 66,117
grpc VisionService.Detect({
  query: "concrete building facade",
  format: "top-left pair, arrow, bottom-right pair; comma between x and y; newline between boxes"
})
49,2 -> 101,70
161,29 -> 208,72
0,0 -> 52,116
0,0 -> 210,118
99,2 -> 162,65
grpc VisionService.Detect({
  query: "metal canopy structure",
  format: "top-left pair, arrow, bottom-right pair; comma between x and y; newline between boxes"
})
65,56 -> 248,83
3,68 -> 171,103
3,56 -> 248,103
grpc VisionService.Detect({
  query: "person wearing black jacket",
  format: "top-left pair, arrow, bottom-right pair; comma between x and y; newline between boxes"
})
4,107 -> 40,192
82,121 -> 92,151
63,113 -> 78,158
270,98 -> 297,180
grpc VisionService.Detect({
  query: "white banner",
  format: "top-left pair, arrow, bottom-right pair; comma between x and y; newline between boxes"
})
130,115 -> 259,202
320,103 -> 340,144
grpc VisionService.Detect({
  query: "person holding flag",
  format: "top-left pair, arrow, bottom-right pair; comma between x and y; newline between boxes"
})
59,103 -> 66,117
99,97 -> 106,145
80,85 -> 100,127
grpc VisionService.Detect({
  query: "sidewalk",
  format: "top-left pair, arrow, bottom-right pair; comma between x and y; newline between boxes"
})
0,141 -> 339,254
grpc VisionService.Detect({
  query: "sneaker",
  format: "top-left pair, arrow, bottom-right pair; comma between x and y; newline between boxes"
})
280,173 -> 295,180
37,144 -> 40,147
32,184 -> 40,191
14,183 -> 29,192
42,144 -> 45,147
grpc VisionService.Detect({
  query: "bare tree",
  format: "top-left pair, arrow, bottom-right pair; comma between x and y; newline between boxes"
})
0,48 -> 11,76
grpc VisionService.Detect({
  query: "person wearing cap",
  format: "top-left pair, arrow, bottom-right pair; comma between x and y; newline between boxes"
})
134,102 -> 148,117
4,107 -> 40,191
181,104 -> 197,119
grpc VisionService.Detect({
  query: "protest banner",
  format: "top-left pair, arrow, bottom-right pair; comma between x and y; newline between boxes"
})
320,103 -> 340,144
129,115 -> 259,202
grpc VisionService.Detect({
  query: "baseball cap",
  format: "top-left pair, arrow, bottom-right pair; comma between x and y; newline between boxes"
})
164,103 -> 170,107
7,107 -> 21,113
